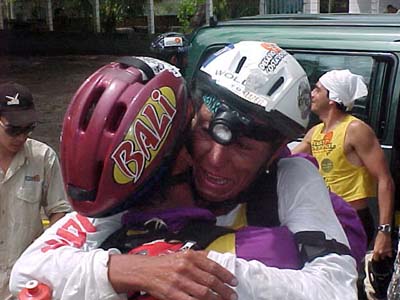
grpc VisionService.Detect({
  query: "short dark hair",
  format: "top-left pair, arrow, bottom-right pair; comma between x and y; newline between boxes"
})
327,90 -> 347,112
335,102 -> 347,112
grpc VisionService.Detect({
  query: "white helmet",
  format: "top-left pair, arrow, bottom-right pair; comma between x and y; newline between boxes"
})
194,41 -> 311,140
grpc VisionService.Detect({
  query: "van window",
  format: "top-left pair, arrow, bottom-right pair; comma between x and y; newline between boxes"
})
291,51 -> 395,140
292,52 -> 373,124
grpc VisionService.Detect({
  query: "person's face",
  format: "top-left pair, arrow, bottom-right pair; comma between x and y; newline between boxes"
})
0,116 -> 33,154
190,104 -> 279,202
311,81 -> 330,115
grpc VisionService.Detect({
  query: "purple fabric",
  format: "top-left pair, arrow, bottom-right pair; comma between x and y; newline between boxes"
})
122,207 -> 216,232
287,149 -> 367,266
329,191 -> 367,266
236,226 -> 301,269
123,207 -> 301,269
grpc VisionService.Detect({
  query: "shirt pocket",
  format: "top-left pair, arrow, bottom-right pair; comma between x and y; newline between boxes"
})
16,179 -> 43,204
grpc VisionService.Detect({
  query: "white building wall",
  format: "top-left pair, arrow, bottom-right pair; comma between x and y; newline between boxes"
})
0,0 -> 3,30
303,0 -> 320,13
371,0 -> 380,13
349,0 -> 371,13
303,0 -> 400,14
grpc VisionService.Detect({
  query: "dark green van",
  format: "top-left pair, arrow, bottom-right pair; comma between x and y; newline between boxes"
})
184,14 -> 400,224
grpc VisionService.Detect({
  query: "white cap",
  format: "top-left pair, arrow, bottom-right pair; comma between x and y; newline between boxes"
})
319,69 -> 368,109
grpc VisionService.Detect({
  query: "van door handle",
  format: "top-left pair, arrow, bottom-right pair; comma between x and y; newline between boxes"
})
379,120 -> 386,136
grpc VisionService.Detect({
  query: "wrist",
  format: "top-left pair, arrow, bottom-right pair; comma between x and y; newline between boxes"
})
377,224 -> 392,234
108,254 -> 142,294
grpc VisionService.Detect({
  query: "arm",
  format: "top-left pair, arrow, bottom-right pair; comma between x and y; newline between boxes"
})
42,147 -> 71,218
210,157 -> 357,300
208,251 -> 356,300
10,212 -> 237,300
108,250 -> 237,300
347,121 -> 394,259
10,212 -> 125,300
291,126 -> 315,154
48,212 -> 67,225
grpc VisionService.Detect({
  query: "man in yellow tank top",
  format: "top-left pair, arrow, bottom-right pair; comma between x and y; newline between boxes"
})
293,70 -> 394,283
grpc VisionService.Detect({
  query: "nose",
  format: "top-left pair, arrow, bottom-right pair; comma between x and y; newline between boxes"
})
311,88 -> 317,99
207,140 -> 227,167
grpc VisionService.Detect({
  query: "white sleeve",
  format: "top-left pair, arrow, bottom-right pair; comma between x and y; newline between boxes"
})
209,157 -> 357,299
208,251 -> 357,300
277,157 -> 349,244
10,211 -> 127,300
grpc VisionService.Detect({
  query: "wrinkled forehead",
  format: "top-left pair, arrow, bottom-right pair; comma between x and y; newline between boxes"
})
196,103 -> 213,123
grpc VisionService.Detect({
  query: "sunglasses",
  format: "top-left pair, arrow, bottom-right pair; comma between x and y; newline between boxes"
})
0,120 -> 37,137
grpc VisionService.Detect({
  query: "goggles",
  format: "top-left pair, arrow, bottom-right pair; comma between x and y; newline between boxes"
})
203,95 -> 283,145
0,120 -> 36,137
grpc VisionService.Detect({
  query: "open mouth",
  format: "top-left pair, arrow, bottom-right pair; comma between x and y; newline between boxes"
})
204,171 -> 229,185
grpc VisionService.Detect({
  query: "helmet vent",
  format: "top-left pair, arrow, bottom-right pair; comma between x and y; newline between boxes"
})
235,57 -> 247,73
81,86 -> 105,131
267,76 -> 284,96
106,102 -> 127,133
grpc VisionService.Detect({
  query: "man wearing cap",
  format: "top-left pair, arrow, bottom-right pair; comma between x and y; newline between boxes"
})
0,82 -> 71,299
293,69 -> 394,298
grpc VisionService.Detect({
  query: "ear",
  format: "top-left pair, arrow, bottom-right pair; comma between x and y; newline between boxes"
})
328,99 -> 336,106
171,146 -> 193,176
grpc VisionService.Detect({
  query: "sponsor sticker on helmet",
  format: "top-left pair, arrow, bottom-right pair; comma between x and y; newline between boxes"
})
260,42 -> 282,53
111,87 -> 177,184
163,36 -> 183,47
258,43 -> 288,74
298,80 -> 311,119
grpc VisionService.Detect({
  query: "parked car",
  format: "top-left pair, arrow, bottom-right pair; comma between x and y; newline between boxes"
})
184,13 -> 400,224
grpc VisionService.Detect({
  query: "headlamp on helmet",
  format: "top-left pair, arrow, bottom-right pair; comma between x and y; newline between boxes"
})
202,93 -> 283,145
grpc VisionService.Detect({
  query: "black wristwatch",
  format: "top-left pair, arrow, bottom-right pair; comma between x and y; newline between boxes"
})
377,224 -> 392,233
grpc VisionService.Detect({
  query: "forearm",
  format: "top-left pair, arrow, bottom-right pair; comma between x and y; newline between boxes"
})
10,212 -> 124,300
377,176 -> 395,225
10,247 -> 122,300
208,251 -> 357,300
48,212 -> 67,226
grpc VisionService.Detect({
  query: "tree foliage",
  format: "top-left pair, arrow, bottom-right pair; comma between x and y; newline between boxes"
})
177,0 -> 203,33
52,0 -> 146,32
177,0 -> 230,33
100,0 -> 146,33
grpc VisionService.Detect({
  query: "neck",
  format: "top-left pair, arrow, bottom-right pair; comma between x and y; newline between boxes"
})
0,146 -> 17,173
319,108 -> 347,133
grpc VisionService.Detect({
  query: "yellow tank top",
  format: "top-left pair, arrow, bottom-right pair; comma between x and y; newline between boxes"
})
311,115 -> 376,202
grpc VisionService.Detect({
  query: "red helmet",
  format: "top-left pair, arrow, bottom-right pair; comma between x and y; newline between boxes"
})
61,56 -> 193,217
